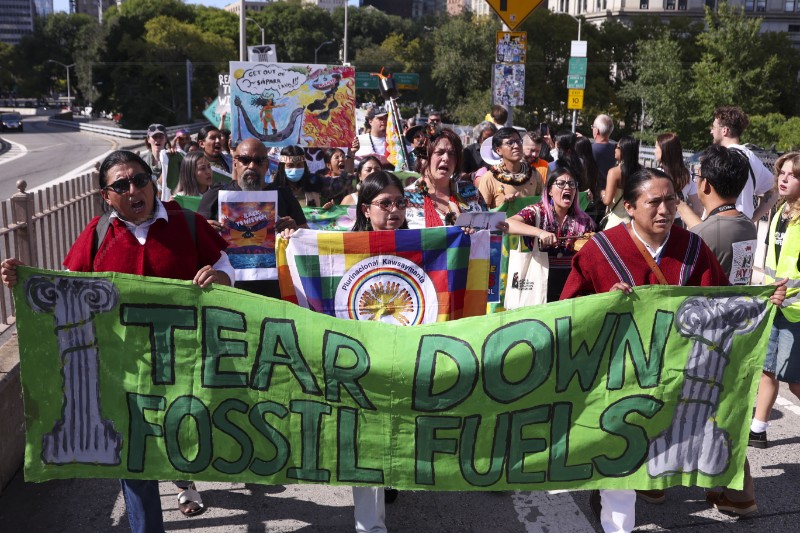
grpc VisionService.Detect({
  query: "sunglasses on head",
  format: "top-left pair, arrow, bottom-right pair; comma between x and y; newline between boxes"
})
235,155 -> 269,166
370,198 -> 408,211
104,173 -> 152,194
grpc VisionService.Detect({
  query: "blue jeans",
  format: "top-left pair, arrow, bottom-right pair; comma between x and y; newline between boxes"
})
120,479 -> 165,533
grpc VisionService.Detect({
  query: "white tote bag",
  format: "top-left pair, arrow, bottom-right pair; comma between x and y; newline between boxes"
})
503,211 -> 549,309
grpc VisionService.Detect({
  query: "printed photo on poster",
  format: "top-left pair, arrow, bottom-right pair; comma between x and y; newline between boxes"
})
493,63 -> 525,107
496,32 -> 527,64
229,62 -> 355,149
218,190 -> 279,280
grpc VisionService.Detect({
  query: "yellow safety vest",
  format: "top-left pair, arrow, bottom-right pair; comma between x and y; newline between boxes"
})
764,212 -> 800,322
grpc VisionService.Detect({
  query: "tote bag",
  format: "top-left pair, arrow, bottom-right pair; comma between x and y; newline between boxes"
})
504,210 -> 549,309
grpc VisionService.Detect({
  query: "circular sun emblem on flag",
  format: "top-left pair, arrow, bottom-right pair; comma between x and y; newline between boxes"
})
335,256 -> 438,325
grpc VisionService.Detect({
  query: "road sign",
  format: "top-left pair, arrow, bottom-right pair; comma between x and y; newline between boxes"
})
355,72 -> 378,90
567,89 -> 584,110
485,0 -> 545,31
568,57 -> 587,76
247,44 -> 277,63
567,75 -> 586,89
394,72 -> 420,90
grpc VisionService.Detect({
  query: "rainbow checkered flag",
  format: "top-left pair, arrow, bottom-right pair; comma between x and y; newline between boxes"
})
277,227 -> 490,324
385,103 -> 406,170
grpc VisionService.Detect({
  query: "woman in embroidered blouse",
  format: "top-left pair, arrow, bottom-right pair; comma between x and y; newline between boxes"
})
477,127 -> 542,208
404,128 -> 486,228
507,165 -> 595,302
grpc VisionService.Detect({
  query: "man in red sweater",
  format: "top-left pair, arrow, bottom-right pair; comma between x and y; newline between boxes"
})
1,150 -> 233,533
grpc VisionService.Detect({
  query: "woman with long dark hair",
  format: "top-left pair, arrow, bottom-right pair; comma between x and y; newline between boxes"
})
405,128 -> 486,228
507,165 -> 595,302
342,156 -> 381,206
313,147 -> 355,207
657,132 -> 703,220
601,136 -> 642,229
272,145 -> 320,207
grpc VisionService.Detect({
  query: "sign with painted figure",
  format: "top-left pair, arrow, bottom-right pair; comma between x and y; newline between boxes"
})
493,63 -> 525,107
218,190 -> 279,281
496,32 -> 527,64
229,62 -> 355,148
485,0 -> 545,31
15,266 -> 776,493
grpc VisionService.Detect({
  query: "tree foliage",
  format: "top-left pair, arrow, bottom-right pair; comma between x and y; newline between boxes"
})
2,3 -> 798,139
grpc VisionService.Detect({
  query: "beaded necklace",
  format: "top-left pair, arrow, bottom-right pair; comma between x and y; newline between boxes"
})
490,161 -> 531,186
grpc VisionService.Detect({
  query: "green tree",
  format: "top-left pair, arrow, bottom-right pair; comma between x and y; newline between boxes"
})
689,5 -> 780,146
619,33 -> 690,138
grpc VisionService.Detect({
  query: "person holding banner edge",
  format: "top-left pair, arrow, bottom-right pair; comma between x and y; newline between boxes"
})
2,149 -> 235,532
559,167 -> 786,533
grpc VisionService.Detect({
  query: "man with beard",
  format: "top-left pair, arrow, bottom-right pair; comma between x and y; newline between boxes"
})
198,138 -> 307,298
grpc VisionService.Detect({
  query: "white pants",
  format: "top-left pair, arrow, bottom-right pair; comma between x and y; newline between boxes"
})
352,486 -> 386,533
600,489 -> 635,533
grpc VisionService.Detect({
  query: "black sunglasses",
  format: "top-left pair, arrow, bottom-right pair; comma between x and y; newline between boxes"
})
235,155 -> 269,166
104,173 -> 152,194
370,198 -> 408,211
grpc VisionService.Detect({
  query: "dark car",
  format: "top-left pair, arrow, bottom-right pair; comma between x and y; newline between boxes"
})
1,112 -> 23,132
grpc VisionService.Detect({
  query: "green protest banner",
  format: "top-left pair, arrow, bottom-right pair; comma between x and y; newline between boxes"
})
14,266 -> 774,491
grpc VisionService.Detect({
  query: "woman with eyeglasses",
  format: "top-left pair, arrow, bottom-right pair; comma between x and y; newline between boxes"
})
477,127 -> 542,209
279,171 -> 407,533
507,165 -> 595,302
405,128 -> 486,228
601,136 -> 642,229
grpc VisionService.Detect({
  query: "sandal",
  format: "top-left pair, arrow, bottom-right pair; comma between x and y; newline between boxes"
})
177,483 -> 207,517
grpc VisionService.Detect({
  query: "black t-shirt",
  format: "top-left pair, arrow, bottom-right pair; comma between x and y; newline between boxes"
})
767,215 -> 800,271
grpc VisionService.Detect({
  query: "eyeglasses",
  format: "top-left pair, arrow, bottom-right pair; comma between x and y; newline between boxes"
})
369,198 -> 408,211
235,155 -> 269,166
501,139 -> 522,147
553,179 -> 578,189
691,168 -> 702,183
104,173 -> 152,194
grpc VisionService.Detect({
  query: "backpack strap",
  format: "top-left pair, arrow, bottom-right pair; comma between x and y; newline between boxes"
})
92,211 -> 113,265
91,207 -> 196,265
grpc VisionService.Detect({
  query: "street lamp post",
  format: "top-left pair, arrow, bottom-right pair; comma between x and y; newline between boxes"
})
563,14 -> 583,133
47,60 -> 75,108
246,17 -> 265,46
315,41 -> 333,64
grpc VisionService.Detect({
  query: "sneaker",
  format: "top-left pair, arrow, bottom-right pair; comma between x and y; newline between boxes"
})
636,489 -> 666,504
748,430 -> 768,449
706,490 -> 758,516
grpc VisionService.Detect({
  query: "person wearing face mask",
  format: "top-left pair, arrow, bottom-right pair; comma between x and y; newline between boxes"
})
198,139 -> 307,298
270,145 -> 323,207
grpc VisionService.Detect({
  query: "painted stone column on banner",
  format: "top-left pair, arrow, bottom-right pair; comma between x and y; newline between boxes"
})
648,295 -> 768,476
26,275 -> 122,465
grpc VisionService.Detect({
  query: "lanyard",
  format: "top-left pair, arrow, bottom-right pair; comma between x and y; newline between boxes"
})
707,204 -> 737,217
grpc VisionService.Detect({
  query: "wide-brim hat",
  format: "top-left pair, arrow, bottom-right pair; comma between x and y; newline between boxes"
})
480,137 -> 502,165
404,124 -> 425,145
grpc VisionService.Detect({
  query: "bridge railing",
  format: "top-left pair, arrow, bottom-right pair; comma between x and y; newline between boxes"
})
0,173 -> 103,333
47,118 -> 206,140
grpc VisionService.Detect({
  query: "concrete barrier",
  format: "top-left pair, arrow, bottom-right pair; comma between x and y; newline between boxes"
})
0,335 -> 23,495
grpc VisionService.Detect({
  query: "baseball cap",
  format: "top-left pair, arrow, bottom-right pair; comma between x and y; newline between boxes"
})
175,128 -> 190,136
147,123 -> 167,137
366,106 -> 388,120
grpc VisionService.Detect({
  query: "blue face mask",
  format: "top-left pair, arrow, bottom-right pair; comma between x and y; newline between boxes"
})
285,167 -> 304,182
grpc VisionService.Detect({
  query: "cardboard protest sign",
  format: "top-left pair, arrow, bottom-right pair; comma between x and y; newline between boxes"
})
219,190 -> 279,280
15,267 -> 775,492
229,62 -> 355,148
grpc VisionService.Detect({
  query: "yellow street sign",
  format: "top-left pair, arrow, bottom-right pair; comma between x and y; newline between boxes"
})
568,89 -> 584,110
485,0 -> 545,31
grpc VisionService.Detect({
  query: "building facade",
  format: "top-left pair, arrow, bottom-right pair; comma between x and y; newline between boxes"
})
360,0 -> 447,18
0,0 -> 35,45
71,0 -> 119,22
224,0 -> 276,16
549,0 -> 800,47
469,0 -> 492,15
447,0 -> 468,15
34,0 -> 52,16
302,0 -> 345,12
